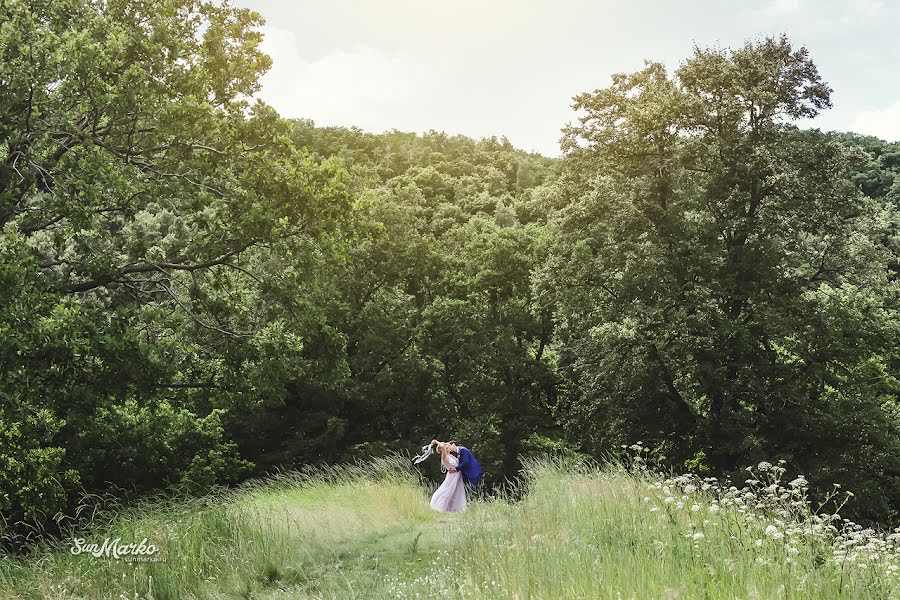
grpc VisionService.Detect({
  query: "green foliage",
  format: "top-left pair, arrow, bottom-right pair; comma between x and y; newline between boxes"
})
0,0 -> 559,532
546,36 -> 900,522
1,2 -> 898,544
286,125 -> 560,480
0,0 -> 350,530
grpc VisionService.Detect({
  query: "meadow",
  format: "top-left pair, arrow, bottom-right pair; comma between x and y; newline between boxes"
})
2,455 -> 899,599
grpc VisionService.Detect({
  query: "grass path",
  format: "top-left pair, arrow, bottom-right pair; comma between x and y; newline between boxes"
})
0,461 -> 465,600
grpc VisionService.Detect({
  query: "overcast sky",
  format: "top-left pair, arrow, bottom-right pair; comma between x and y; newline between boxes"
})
234,0 -> 900,156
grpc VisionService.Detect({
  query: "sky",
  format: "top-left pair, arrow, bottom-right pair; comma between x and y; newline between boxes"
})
234,0 -> 900,157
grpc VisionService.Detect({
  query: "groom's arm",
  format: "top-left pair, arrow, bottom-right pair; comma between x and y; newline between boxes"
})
454,450 -> 471,473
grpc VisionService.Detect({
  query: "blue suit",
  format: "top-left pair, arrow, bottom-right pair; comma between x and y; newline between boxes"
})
456,446 -> 483,492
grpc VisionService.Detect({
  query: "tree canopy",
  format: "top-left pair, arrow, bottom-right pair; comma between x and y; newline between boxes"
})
547,37 -> 900,521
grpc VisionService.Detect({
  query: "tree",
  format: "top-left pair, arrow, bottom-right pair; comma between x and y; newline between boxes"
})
0,0 -> 349,530
546,36 -> 900,521
285,121 -> 561,481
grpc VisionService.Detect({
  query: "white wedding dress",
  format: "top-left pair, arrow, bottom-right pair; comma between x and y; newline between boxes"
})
430,452 -> 467,512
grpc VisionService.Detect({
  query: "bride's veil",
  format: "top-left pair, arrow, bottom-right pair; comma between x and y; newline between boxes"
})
412,442 -> 435,465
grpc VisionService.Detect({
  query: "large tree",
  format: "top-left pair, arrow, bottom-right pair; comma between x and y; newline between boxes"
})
0,0 -> 349,527
546,36 -> 900,521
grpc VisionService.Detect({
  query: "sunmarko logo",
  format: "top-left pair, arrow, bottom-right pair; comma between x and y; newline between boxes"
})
70,537 -> 161,560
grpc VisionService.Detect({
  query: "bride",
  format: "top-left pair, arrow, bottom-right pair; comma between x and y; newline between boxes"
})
428,441 -> 467,512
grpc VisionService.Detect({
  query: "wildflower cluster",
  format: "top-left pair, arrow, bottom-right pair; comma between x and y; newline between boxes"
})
383,549 -> 459,598
627,443 -> 900,582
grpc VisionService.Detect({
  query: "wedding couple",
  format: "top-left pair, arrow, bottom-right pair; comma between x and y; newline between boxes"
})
427,439 -> 483,513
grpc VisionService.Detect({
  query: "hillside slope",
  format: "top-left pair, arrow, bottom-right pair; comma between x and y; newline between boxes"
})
2,458 -> 899,599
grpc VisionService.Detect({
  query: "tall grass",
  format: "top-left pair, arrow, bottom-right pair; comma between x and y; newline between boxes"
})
384,455 -> 900,599
0,457 -> 435,600
2,454 -> 899,599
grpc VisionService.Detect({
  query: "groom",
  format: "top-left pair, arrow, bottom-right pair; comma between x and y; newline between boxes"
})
447,441 -> 483,495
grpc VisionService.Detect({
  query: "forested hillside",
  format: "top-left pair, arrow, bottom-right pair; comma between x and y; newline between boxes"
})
1,0 -> 898,543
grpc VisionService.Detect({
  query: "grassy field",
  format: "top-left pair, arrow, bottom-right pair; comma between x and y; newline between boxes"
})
2,456 -> 900,599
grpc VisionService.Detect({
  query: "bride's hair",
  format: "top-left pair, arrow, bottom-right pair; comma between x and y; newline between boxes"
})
410,439 -> 460,466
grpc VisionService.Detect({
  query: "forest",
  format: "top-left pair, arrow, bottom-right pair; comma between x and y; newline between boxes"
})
1,0 -> 899,547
